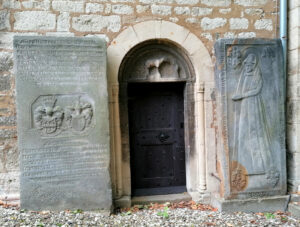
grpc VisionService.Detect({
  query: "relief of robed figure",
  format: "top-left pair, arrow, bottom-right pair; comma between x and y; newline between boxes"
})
231,53 -> 279,189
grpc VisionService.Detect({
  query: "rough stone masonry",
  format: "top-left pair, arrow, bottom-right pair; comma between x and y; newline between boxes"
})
0,0 -> 288,205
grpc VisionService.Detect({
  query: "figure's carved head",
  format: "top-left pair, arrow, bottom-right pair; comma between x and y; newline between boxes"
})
243,53 -> 257,73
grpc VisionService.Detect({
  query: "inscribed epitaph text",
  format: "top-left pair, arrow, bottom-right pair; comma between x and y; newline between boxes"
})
14,36 -> 112,210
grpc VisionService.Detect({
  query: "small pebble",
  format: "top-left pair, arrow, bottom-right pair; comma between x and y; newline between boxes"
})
0,206 -> 299,226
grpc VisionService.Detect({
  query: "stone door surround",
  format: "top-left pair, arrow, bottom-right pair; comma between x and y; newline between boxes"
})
107,20 -> 217,205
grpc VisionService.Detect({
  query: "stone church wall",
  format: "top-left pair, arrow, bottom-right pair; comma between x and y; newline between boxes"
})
287,0 -> 300,192
0,0 -> 281,204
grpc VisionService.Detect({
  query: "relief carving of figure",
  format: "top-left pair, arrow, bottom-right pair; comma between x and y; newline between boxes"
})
232,53 -> 279,187
34,99 -> 64,135
65,97 -> 93,132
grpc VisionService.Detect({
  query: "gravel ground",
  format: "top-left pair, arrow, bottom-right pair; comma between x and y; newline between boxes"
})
0,206 -> 300,227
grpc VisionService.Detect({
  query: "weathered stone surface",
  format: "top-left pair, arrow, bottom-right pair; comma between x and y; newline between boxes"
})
254,19 -> 273,31
229,18 -> 248,30
14,11 -> 56,31
191,7 -> 212,17
151,5 -> 172,16
288,203 -> 300,218
22,0 -> 50,10
111,4 -> 134,15
214,39 -> 286,200
212,195 -> 289,212
86,3 -> 104,13
201,0 -> 230,7
0,10 -> 10,31
234,0 -> 267,7
0,52 -> 13,72
14,36 -> 112,211
52,1 -> 84,13
72,15 -> 121,32
201,17 -> 227,30
0,74 -> 11,91
57,13 -> 70,32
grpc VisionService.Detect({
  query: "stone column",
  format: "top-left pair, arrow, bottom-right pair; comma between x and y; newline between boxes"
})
111,84 -> 123,198
195,82 -> 206,192
287,0 -> 300,192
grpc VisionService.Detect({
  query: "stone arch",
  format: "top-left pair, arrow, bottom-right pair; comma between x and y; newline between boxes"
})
107,20 -> 216,206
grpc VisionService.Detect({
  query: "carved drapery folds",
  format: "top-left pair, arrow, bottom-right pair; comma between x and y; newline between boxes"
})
215,39 -> 286,199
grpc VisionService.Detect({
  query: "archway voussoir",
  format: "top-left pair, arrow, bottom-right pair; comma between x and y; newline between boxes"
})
133,20 -> 162,42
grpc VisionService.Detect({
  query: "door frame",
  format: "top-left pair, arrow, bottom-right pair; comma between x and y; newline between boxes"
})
118,40 -> 196,198
107,20 -> 216,207
127,82 -> 187,196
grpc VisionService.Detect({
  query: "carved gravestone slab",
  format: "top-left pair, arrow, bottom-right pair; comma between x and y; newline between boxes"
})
214,39 -> 286,199
14,36 -> 112,210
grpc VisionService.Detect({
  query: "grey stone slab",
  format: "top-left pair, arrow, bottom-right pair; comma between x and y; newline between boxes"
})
212,195 -> 290,213
214,39 -> 286,199
13,36 -> 112,211
288,203 -> 300,218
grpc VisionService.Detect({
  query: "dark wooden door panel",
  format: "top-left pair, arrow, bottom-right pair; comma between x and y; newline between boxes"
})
128,83 -> 186,195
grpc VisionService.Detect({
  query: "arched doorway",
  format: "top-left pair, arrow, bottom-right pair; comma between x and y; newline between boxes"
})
119,40 -> 195,196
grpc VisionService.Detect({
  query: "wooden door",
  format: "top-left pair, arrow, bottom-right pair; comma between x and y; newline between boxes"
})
128,83 -> 186,196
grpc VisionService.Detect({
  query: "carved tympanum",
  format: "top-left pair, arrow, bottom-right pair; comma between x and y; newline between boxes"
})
123,43 -> 189,82
145,57 -> 179,79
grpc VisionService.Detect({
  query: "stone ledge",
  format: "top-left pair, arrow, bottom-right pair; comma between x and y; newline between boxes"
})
288,203 -> 300,218
212,195 -> 290,213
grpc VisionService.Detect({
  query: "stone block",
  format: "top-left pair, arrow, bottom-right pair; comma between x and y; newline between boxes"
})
254,19 -> 273,31
21,0 -> 50,10
219,8 -> 231,14
234,0 -> 267,7
52,1 -> 84,13
14,36 -> 112,211
244,8 -> 264,16
0,52 -> 13,72
140,0 -> 173,3
2,0 -> 21,9
229,18 -> 249,30
151,5 -> 172,16
14,11 -> 56,31
111,4 -> 134,15
289,0 -> 300,11
288,7 -> 300,31
214,39 -> 286,199
191,7 -> 212,17
237,32 -> 256,38
57,12 -> 70,32
288,48 -> 300,75
212,195 -> 290,212
288,203 -> 300,218
86,3 -> 104,13
175,0 -> 198,4
0,10 -> 10,31
201,0 -> 231,7
136,5 -> 150,14
201,17 -> 227,30
0,74 -> 11,91
174,7 -> 190,15
288,27 -> 300,50
72,15 -> 121,32
0,116 -> 16,126
0,129 -> 17,139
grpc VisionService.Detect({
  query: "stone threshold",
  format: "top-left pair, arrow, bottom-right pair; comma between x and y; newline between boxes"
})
114,192 -> 192,208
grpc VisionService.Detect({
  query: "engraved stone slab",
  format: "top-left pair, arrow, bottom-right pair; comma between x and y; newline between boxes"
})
214,39 -> 286,199
14,36 -> 112,210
